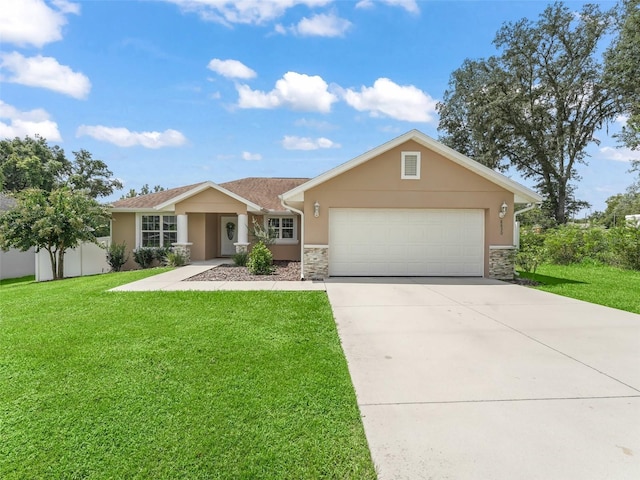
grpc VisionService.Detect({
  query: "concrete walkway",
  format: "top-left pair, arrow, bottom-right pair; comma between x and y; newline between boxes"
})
325,277 -> 640,480
109,262 -> 325,291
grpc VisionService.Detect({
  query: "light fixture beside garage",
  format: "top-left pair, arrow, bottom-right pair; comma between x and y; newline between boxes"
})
499,201 -> 508,235
314,201 -> 320,217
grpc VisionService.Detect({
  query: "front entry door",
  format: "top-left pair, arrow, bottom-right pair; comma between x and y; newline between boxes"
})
221,216 -> 238,256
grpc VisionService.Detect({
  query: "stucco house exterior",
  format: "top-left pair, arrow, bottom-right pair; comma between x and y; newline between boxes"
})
110,130 -> 542,279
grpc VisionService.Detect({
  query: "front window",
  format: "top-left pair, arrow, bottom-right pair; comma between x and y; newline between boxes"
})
266,216 -> 297,243
141,215 -> 176,247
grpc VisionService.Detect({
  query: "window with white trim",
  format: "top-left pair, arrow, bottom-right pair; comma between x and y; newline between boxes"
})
401,151 -> 421,179
141,215 -> 177,247
266,216 -> 297,244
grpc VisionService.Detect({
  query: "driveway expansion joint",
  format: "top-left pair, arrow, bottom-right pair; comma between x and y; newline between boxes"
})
359,395 -> 640,407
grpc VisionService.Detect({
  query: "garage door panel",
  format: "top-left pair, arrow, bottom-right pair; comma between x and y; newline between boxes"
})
329,208 -> 484,276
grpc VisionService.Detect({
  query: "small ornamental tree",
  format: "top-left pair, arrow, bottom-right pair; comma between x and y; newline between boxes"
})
0,187 -> 109,280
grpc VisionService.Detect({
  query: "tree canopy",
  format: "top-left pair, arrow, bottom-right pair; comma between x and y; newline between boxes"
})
0,187 -> 109,280
120,184 -> 166,199
0,136 -> 123,198
437,2 -> 620,224
605,0 -> 640,153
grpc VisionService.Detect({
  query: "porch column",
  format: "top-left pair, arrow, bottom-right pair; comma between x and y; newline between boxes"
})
172,214 -> 192,264
176,214 -> 189,244
234,213 -> 250,253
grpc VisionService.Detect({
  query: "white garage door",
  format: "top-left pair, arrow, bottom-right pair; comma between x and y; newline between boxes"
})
329,208 -> 484,276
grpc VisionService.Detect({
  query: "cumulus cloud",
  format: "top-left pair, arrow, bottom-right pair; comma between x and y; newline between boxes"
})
77,125 -> 187,149
166,0 -> 332,25
242,151 -> 262,161
0,100 -> 62,141
288,13 -> 351,37
341,78 -> 437,122
237,72 -> 337,112
0,0 -> 79,48
282,135 -> 340,150
599,146 -> 640,163
0,52 -> 91,99
356,0 -> 419,14
207,58 -> 256,79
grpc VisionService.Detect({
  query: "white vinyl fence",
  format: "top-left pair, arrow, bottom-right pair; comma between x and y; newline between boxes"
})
0,247 -> 36,280
35,237 -> 111,282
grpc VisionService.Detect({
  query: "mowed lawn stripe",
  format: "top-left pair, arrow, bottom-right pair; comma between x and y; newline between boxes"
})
0,271 -> 375,479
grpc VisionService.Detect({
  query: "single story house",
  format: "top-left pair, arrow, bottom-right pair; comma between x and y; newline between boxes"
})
110,130 -> 542,279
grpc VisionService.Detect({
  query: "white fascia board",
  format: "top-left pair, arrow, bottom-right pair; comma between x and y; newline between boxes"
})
154,180 -> 265,212
281,129 -> 544,204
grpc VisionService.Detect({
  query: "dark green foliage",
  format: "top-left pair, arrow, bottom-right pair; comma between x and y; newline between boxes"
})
516,227 -> 547,274
120,184 -> 166,199
106,241 -> 129,272
133,247 -> 170,268
232,251 -> 249,266
0,137 -> 122,198
610,226 -> 640,270
438,2 -> 619,224
0,187 -> 109,279
166,249 -> 187,267
247,241 -> 274,275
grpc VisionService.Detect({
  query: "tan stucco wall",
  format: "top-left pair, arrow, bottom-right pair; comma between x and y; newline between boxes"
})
111,212 -> 138,270
188,213 -> 206,261
249,214 -> 301,261
175,189 -> 246,215
304,140 -> 514,276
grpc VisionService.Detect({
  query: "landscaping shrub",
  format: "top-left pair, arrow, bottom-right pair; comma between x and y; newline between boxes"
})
610,226 -> 640,270
106,241 -> 129,272
232,251 -> 249,267
133,247 -> 169,269
544,225 -> 585,264
247,241 -> 273,275
166,249 -> 187,267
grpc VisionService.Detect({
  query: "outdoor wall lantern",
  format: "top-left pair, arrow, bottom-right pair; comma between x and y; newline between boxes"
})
499,201 -> 508,219
314,201 -> 320,218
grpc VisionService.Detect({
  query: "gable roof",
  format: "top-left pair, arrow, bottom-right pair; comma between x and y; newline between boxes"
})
221,177 -> 309,211
109,178 -> 309,213
281,129 -> 544,205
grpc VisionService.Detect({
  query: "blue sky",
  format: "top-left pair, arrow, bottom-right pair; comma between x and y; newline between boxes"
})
1,0 -> 637,214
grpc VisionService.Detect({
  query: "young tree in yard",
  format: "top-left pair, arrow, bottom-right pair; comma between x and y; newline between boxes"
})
605,0 -> 640,153
437,2 -> 620,224
0,136 -> 122,198
0,188 -> 109,280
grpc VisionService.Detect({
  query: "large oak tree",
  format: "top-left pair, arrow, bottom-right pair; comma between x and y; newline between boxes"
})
437,2 -> 620,224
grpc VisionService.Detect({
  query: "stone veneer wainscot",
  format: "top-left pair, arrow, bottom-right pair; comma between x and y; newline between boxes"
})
303,245 -> 328,280
489,245 -> 516,280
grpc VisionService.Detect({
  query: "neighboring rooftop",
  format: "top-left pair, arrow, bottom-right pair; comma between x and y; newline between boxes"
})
109,178 -> 310,212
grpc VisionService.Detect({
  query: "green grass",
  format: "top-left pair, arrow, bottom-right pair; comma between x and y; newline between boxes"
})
518,263 -> 640,314
0,271 -> 375,479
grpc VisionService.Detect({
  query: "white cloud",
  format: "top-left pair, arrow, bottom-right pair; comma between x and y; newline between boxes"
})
242,151 -> 262,161
599,146 -> 640,163
356,0 -> 419,14
0,0 -> 79,47
292,13 -> 351,37
0,52 -> 91,99
341,78 -> 437,122
77,125 -> 187,149
237,71 -> 337,113
0,100 -> 62,141
294,118 -> 337,130
207,58 -> 256,79
615,115 -> 630,125
166,0 -> 332,25
282,135 -> 340,150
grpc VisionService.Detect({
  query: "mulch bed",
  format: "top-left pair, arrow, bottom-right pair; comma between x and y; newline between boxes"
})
185,261 -> 301,282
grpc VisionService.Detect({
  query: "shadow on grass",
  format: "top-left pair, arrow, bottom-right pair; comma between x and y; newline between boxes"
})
0,275 -> 35,287
518,271 -> 586,286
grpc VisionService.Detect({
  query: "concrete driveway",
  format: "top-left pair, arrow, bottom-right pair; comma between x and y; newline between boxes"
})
325,277 -> 640,480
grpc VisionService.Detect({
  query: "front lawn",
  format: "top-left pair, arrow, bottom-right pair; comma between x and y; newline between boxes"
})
0,272 -> 375,479
518,263 -> 640,314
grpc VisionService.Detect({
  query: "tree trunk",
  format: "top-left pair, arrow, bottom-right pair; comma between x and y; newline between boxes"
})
47,248 -> 58,280
556,180 -> 568,225
57,250 -> 65,280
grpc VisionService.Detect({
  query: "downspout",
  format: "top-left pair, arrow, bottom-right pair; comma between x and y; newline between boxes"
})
280,195 -> 305,280
513,203 -> 539,249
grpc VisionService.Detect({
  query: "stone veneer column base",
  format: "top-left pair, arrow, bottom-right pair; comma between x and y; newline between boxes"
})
303,245 -> 329,280
489,245 -> 516,280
